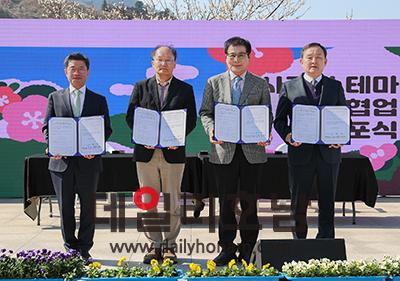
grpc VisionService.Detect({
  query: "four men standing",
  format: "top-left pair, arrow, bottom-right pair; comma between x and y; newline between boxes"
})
43,41 -> 347,264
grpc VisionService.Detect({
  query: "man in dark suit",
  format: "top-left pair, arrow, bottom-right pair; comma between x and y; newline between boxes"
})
199,37 -> 273,265
274,42 -> 347,239
126,45 -> 196,264
42,53 -> 112,259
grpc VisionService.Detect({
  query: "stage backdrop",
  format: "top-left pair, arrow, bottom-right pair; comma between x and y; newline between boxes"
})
0,19 -> 399,197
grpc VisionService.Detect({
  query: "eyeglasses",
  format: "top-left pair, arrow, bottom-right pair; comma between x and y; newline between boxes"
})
226,52 -> 248,60
153,59 -> 175,65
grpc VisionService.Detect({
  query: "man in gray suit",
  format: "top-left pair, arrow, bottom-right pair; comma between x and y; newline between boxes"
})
200,37 -> 272,265
42,53 -> 112,259
274,42 -> 347,239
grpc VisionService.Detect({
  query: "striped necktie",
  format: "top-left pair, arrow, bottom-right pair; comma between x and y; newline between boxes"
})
232,76 -> 242,105
311,79 -> 319,99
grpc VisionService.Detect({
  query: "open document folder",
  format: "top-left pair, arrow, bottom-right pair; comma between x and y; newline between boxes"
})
48,116 -> 105,156
292,104 -> 351,145
132,107 -> 187,148
214,103 -> 270,144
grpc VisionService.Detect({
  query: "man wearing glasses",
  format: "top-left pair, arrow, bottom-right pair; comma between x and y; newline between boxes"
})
126,45 -> 196,264
199,37 -> 273,265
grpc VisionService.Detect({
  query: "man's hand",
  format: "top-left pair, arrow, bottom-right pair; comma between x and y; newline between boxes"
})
257,134 -> 273,147
46,148 -> 63,159
167,146 -> 178,150
329,144 -> 342,149
83,155 -> 95,159
144,145 -> 156,149
286,133 -> 301,147
209,129 -> 223,145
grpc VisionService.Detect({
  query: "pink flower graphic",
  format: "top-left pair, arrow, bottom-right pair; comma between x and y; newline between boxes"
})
2,95 -> 47,143
0,86 -> 22,113
359,144 -> 398,171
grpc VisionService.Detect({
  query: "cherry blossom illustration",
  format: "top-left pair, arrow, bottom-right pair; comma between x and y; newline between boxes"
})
360,143 -> 398,171
0,86 -> 22,113
2,95 -> 48,143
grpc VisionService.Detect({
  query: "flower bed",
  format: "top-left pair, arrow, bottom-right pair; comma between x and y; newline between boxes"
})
282,257 -> 400,280
82,257 -> 181,280
184,259 -> 281,280
0,249 -> 85,280
1,248 -> 400,280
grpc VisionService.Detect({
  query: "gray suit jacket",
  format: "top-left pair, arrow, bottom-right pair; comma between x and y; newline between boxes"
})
42,88 -> 112,172
199,71 -> 273,164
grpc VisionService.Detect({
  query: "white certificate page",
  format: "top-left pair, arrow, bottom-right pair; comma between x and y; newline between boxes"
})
78,116 -> 105,155
48,117 -> 77,156
132,107 -> 160,147
241,105 -> 269,143
160,109 -> 187,148
321,106 -> 351,144
215,103 -> 240,143
292,104 -> 320,144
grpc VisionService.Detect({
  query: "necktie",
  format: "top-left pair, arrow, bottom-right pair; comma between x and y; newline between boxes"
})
311,79 -> 318,87
72,89 -> 81,117
159,83 -> 169,107
232,76 -> 242,105
311,79 -> 318,99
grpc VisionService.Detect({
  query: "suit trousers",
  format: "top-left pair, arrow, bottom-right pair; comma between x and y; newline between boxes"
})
289,146 -> 339,239
214,145 -> 262,255
136,149 -> 185,249
50,158 -> 99,252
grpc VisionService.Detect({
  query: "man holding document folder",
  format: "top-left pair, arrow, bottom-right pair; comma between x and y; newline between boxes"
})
42,53 -> 112,260
126,45 -> 196,264
199,37 -> 273,265
274,42 -> 348,239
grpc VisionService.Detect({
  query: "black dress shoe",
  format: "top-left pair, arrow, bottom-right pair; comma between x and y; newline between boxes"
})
143,248 -> 162,264
80,250 -> 92,259
80,251 -> 93,265
237,244 -> 253,264
213,250 -> 237,266
162,248 -> 178,264
193,200 -> 205,218
237,252 -> 252,264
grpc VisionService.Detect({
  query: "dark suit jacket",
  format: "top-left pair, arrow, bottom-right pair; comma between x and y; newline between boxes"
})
42,88 -> 113,172
126,76 -> 197,163
274,74 -> 347,165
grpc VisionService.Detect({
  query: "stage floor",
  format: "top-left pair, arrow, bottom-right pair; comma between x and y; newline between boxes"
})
1,196 -> 399,268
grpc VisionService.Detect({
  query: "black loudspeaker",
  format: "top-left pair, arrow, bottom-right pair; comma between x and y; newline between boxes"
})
255,239 -> 346,270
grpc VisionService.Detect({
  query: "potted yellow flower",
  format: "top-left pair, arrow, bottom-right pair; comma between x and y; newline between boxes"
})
185,259 -> 281,280
82,257 -> 182,281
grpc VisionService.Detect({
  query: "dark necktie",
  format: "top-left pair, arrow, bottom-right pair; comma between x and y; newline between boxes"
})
159,83 -> 169,106
311,79 -> 319,99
